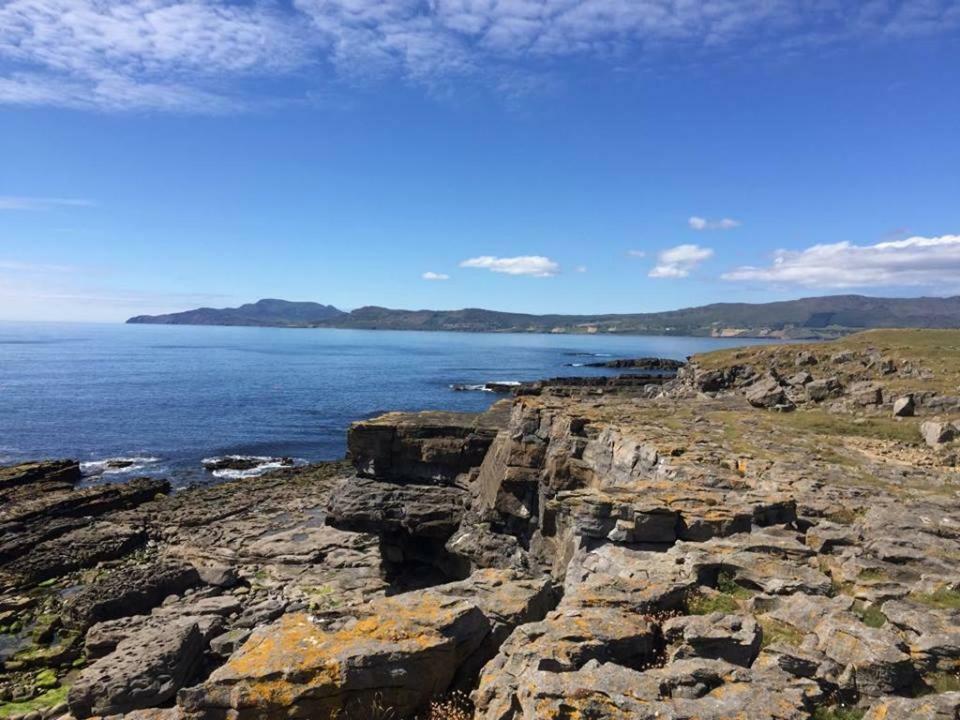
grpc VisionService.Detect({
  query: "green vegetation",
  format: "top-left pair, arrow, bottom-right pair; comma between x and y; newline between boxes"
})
0,685 -> 68,719
758,617 -> 805,649
776,411 -> 920,445
811,705 -> 865,720
857,568 -> 889,582
129,298 -> 960,339
852,601 -> 887,628
910,586 -> 960,610
687,592 -> 739,615
923,671 -> 960,694
717,570 -> 754,599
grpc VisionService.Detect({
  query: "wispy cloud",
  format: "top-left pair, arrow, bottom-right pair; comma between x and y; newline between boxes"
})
627,250 -> 646,258
688,216 -> 741,231
0,259 -> 76,272
460,255 -> 559,277
649,244 -> 713,278
422,271 -> 450,281
0,196 -> 94,211
1,0 -> 958,112
722,234 -> 960,288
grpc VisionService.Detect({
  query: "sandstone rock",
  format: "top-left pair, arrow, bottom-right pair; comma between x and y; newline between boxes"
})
663,613 -> 761,667
795,351 -> 818,367
326,475 -> 466,539
347,404 -> 508,483
69,620 -> 204,718
863,691 -> 960,719
814,615 -> 917,695
179,570 -> 551,720
64,562 -> 201,631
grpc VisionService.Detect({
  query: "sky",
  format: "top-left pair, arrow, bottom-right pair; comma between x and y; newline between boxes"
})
1,0 -> 959,322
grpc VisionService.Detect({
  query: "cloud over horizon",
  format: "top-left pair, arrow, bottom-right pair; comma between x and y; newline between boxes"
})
722,234 -> 960,289
649,244 -> 713,278
2,0 -> 959,112
460,255 -> 559,277
422,271 -> 450,280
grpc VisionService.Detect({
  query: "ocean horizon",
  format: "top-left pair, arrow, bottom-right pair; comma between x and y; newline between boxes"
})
0,322 -> 777,487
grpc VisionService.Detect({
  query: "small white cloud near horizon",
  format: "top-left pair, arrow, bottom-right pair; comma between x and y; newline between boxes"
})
0,196 -> 94,211
422,271 -> 450,281
722,234 -> 960,288
627,250 -> 646,258
689,216 -> 741,231
575,265 -> 588,273
459,255 -> 559,277
649,244 -> 714,278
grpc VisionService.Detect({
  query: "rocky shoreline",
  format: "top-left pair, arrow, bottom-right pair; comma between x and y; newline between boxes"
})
3,329 -> 960,719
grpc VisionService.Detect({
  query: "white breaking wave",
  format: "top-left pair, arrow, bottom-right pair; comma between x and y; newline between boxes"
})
201,455 -> 302,480
81,456 -> 162,476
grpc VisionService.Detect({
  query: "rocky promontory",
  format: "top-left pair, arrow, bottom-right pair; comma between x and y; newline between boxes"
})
3,329 -> 960,719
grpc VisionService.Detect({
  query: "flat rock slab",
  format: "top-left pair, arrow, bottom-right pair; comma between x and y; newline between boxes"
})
178,570 -> 552,720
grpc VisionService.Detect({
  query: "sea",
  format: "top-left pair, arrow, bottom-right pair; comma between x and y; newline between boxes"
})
0,322 -> 779,488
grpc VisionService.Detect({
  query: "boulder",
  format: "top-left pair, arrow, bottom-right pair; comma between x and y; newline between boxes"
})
922,421 -> 957,447
746,377 -> 787,409
805,377 -> 842,402
848,381 -> 883,406
69,620 -> 205,718
795,351 -> 818,367
893,395 -> 916,417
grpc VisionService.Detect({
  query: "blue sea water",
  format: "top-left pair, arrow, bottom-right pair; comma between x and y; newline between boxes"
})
0,323 -> 776,487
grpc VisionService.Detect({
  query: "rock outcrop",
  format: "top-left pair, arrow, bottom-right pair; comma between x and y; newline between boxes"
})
4,332 -> 960,720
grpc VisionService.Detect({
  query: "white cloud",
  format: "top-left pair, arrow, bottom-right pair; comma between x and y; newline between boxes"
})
460,255 -> 559,277
722,234 -> 960,288
1,0 -> 958,111
0,196 -> 94,210
575,265 -> 587,273
627,250 -> 646,258
422,271 -> 450,280
689,216 -> 741,231
649,244 -> 714,278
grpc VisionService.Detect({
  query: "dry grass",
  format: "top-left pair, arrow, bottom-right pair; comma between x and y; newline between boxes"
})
329,692 -> 473,720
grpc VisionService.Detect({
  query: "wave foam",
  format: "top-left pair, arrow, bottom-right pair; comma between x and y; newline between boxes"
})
81,456 -> 162,476
202,455 -> 301,480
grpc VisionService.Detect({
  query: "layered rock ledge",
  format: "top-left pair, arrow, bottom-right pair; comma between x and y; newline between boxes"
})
2,329 -> 960,720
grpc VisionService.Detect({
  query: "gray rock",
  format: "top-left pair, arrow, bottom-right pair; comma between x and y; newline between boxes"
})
806,377 -> 843,402
663,613 -> 761,667
69,620 -> 204,718
746,376 -> 787,409
893,395 -> 916,417
922,421 -> 957,447
863,692 -> 960,719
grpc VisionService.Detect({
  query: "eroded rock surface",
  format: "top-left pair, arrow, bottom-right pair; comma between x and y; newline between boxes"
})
4,330 -> 960,720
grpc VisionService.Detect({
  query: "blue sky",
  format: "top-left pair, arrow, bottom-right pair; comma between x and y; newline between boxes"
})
1,1 -> 959,322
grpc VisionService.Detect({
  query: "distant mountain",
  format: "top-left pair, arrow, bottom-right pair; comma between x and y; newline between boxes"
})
127,299 -> 346,327
126,295 -> 960,338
